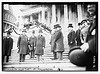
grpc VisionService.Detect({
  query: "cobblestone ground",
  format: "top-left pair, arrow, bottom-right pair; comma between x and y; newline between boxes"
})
2,31 -> 86,71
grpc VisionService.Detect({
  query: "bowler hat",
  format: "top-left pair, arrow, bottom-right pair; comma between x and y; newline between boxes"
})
54,23 -> 61,29
68,24 -> 73,28
81,20 -> 87,24
69,46 -> 88,66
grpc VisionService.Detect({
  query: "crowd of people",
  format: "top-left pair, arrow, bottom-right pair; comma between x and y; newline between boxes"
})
3,4 -> 97,71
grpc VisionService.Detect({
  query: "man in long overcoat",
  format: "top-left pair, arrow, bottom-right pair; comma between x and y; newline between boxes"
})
17,29 -> 29,62
29,30 -> 37,59
80,4 -> 98,71
50,24 -> 64,60
67,24 -> 76,49
35,29 -> 45,61
3,31 -> 13,62
76,23 -> 82,46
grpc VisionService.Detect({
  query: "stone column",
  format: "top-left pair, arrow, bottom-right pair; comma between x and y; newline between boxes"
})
68,5 -> 73,24
64,5 -> 68,27
57,9 -> 60,24
41,6 -> 45,24
77,4 -> 82,23
47,10 -> 50,27
51,5 -> 56,29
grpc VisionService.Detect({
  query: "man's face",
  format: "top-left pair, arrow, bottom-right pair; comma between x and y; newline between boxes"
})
87,5 -> 96,15
68,27 -> 73,31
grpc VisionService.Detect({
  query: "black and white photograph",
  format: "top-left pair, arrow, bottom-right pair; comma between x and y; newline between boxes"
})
1,1 -> 98,72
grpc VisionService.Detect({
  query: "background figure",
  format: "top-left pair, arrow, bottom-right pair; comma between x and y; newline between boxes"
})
76,23 -> 82,46
80,4 -> 97,71
17,29 -> 29,62
50,24 -> 64,60
35,29 -> 45,62
28,30 -> 37,59
3,31 -> 13,63
80,20 -> 90,43
67,24 -> 76,49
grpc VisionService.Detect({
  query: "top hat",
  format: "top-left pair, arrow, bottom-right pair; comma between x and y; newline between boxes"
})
78,23 -> 81,26
54,23 -> 61,29
68,24 -> 73,28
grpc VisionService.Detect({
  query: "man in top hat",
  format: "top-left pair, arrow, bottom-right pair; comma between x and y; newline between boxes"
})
35,29 -> 45,61
67,24 -> 76,49
50,23 -> 64,60
17,29 -> 29,62
28,30 -> 37,59
3,31 -> 13,63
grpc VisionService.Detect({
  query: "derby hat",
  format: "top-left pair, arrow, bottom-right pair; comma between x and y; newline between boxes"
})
54,23 -> 61,29
68,24 -> 73,28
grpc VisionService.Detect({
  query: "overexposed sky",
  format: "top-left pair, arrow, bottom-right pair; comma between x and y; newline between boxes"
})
10,5 -> 23,18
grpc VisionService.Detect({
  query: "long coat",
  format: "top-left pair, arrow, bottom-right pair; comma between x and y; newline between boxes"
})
17,35 -> 29,54
35,35 -> 45,55
68,30 -> 76,48
3,37 -> 13,56
50,30 -> 64,52
76,29 -> 82,46
29,36 -> 37,51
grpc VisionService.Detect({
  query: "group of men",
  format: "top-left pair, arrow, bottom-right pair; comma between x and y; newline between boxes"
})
3,4 -> 97,71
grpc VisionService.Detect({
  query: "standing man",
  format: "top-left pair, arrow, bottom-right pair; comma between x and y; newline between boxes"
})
50,24 -> 64,60
35,29 -> 45,62
67,24 -> 76,49
3,31 -> 13,63
29,30 -> 37,59
80,4 -> 98,71
76,23 -> 82,46
17,29 -> 29,62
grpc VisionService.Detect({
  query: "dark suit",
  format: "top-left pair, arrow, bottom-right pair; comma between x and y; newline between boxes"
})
76,29 -> 82,46
68,30 -> 76,48
85,18 -> 97,71
3,37 -> 13,62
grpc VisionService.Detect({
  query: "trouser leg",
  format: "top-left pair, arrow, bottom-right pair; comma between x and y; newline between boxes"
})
19,54 -> 22,62
6,56 -> 9,62
37,55 -> 40,62
22,54 -> 25,62
57,52 -> 63,60
53,52 -> 57,59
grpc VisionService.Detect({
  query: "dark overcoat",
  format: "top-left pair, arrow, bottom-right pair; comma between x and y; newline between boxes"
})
29,36 -> 37,51
76,29 -> 82,46
17,35 -> 29,54
35,35 -> 45,55
68,30 -> 76,48
3,37 -> 13,56
50,30 -> 64,52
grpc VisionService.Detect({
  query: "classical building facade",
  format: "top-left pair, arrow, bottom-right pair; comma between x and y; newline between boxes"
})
20,3 -> 87,30
3,4 -> 16,32
20,3 -> 88,47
